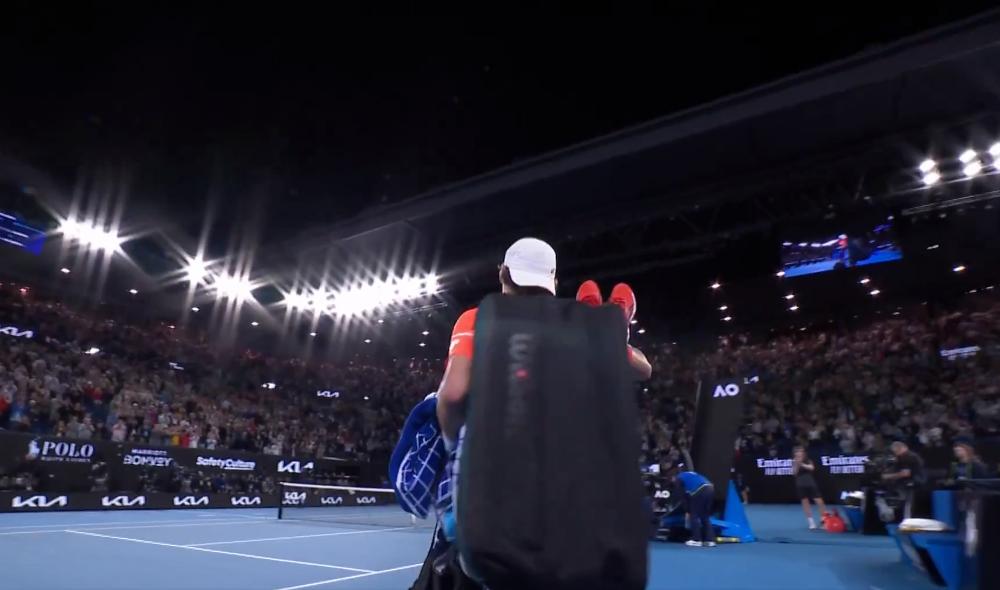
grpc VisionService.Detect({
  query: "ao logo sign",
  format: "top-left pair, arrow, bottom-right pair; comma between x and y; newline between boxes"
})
12,496 -> 68,509
713,383 -> 741,398
357,496 -> 377,505
231,496 -> 262,506
653,490 -> 671,499
102,496 -> 146,508
321,496 -> 343,506
173,496 -> 209,507
277,460 -> 314,474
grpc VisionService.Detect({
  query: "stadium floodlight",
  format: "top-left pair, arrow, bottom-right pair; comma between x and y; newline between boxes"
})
60,267 -> 70,274
784,293 -> 795,300
418,342 -> 426,347
214,274 -> 254,302
918,159 -> 937,173
776,270 -> 785,277
282,290 -> 310,310
927,244 -> 940,250
859,277 -> 871,284
963,160 -> 982,177
719,305 -> 728,311
421,330 -> 430,336
85,347 -> 100,355
953,265 -> 966,273
191,306 -> 200,312
789,305 -> 799,311
959,149 -> 977,164
309,331 -> 317,337
989,143 -> 1000,158
262,382 -> 276,389
363,338 -> 372,344
710,282 -> 721,290
250,321 -> 259,327
185,257 -> 210,284
869,289 -> 881,296
637,328 -> 647,334
60,218 -> 123,252
922,171 -> 941,186
722,315 -> 732,322
128,288 -> 138,295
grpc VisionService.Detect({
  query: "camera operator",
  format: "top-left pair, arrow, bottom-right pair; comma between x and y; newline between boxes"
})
880,441 -> 926,519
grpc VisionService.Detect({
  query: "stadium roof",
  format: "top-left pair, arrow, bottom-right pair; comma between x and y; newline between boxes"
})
275,9 -> 1000,280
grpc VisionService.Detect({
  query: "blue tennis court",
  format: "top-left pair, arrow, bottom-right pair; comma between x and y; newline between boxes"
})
1,505 -> 939,589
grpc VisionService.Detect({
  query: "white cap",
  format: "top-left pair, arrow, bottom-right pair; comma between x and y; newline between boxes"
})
503,238 -> 556,295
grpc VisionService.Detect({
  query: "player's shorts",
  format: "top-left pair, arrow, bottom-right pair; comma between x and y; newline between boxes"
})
797,483 -> 821,500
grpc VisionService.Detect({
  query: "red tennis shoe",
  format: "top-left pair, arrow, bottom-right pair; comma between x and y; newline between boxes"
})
609,283 -> 637,323
576,280 -> 603,307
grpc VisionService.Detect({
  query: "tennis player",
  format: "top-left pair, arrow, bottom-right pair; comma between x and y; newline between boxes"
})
793,445 -> 827,529
437,237 -> 651,441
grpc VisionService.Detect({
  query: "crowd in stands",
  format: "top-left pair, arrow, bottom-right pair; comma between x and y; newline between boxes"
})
638,296 -> 1000,468
0,284 -> 437,464
2,282 -> 999,475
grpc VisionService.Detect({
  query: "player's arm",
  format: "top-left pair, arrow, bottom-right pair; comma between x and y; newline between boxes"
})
437,355 -> 471,442
436,309 -> 475,443
628,345 -> 653,381
799,460 -> 815,472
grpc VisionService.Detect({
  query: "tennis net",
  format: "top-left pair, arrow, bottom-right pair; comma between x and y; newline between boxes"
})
277,482 -> 434,529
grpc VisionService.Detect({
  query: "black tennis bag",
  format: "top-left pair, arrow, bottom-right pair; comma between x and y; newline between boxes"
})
456,294 -> 648,590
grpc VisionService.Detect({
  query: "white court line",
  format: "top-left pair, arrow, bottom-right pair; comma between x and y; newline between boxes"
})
227,512 -> 273,520
0,518 -> 259,535
72,519 -> 264,532
66,530 -> 374,573
273,563 -> 423,590
0,516 -> 265,530
0,529 -> 67,537
186,526 -> 413,547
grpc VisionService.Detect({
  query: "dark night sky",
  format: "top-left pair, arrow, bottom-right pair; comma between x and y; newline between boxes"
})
1,4 -> 995,243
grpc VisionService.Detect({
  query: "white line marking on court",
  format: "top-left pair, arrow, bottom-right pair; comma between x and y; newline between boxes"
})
0,518 -> 252,534
0,514 -> 274,534
0,529 -> 67,536
65,530 -> 374,573
185,526 -> 413,546
72,519 -> 263,532
226,512 -> 272,520
272,563 -> 423,590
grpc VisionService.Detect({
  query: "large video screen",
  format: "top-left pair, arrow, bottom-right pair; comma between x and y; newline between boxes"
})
780,222 -> 902,278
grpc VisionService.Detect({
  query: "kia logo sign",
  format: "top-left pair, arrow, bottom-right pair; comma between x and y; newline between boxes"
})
173,496 -> 210,507
321,496 -> 343,505
283,491 -> 307,505
316,390 -> 340,398
713,383 -> 740,398
277,460 -> 314,474
231,496 -> 262,506
12,495 -> 68,509
102,496 -> 146,508
357,496 -> 377,505
0,325 -> 34,339
27,439 -> 95,463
